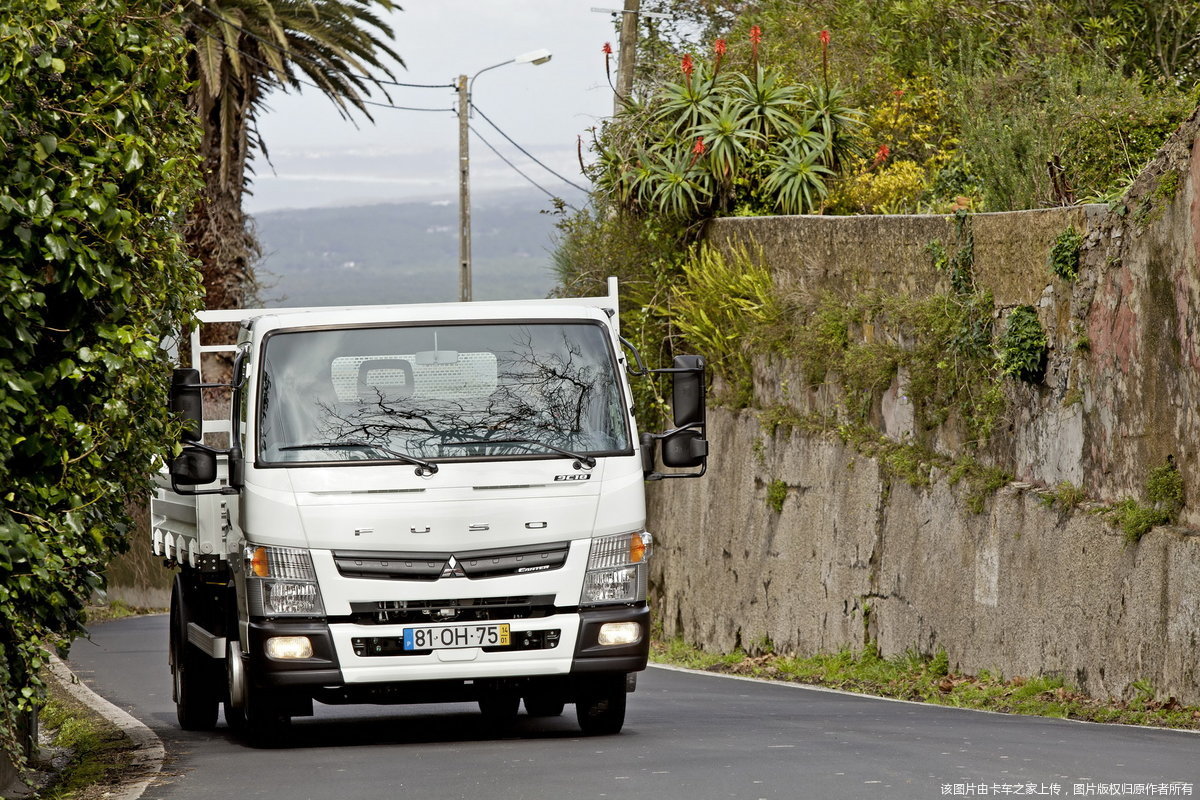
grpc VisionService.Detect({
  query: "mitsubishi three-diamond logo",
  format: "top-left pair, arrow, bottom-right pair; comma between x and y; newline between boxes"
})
440,555 -> 467,579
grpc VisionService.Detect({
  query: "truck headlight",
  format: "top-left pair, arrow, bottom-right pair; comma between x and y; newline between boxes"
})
245,545 -> 325,617
580,531 -> 651,606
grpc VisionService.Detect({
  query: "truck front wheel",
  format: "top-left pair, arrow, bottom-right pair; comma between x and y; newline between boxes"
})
169,577 -> 219,731
224,641 -> 291,746
575,674 -> 627,736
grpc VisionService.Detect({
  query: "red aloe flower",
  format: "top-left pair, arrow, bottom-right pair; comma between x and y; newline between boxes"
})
818,29 -> 830,90
749,25 -> 762,46
892,88 -> 904,98
681,53 -> 695,78
872,144 -> 890,167
688,136 -> 707,167
714,38 -> 727,58
602,42 -> 613,55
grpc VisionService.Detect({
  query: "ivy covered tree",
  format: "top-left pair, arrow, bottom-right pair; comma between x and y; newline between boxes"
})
0,0 -> 202,773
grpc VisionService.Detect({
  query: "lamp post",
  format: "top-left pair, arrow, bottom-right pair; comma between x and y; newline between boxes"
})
457,48 -> 552,303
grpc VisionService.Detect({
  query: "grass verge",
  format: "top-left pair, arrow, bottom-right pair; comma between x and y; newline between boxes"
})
30,676 -> 140,800
651,637 -> 1200,730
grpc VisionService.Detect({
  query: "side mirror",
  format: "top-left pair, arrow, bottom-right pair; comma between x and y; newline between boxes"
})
170,448 -> 217,486
670,355 -> 706,428
661,429 -> 708,469
170,368 -> 203,442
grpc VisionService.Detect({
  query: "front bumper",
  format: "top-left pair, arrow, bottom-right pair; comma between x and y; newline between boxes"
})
245,605 -> 650,691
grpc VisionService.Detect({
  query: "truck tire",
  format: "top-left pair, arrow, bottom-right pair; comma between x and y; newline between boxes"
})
224,642 -> 290,747
227,685 -> 291,746
575,674 -> 627,736
523,693 -> 566,717
169,578 -> 219,731
478,692 -> 520,732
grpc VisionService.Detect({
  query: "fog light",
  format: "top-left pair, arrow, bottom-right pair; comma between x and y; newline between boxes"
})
266,636 -> 313,659
597,621 -> 641,646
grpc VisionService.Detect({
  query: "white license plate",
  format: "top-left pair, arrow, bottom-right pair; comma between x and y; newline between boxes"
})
403,623 -> 511,651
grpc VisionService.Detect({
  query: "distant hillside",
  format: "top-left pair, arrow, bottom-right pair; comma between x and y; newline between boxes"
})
252,190 -> 565,308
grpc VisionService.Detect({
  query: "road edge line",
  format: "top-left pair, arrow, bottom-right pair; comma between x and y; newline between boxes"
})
47,653 -> 165,800
647,662 -> 1200,735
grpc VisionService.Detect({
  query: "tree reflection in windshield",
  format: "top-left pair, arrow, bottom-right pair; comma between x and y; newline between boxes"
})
258,323 -> 630,464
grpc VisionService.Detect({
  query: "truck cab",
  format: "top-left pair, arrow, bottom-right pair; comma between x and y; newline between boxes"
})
153,280 -> 707,742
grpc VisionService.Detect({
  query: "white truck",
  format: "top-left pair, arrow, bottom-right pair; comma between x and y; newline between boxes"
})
151,279 -> 708,743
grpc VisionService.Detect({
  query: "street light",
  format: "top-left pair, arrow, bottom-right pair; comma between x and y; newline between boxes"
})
457,49 -> 553,303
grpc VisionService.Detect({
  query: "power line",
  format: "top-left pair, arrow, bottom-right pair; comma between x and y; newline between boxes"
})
188,15 -> 585,206
188,1 -> 454,90
188,22 -> 455,113
469,125 -> 579,211
470,104 -> 590,194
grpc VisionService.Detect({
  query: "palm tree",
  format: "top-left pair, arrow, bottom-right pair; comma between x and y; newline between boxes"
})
181,0 -> 403,314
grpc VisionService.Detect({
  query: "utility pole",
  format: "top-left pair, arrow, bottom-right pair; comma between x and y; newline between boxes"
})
454,51 -> 550,304
614,0 -> 640,115
457,73 -> 471,303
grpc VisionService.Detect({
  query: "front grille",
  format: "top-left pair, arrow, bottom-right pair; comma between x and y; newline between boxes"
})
333,551 -> 449,581
332,541 -> 571,582
348,594 -> 557,625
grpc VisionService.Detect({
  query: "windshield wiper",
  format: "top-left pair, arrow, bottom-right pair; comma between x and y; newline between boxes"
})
444,438 -> 597,469
278,441 -> 439,474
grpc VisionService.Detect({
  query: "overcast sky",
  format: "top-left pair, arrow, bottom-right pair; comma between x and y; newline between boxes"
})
247,0 -> 623,212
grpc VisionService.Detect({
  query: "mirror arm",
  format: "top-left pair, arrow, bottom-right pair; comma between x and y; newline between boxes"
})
641,420 -> 704,440
618,335 -> 650,376
170,474 -> 239,497
645,462 -> 708,482
617,336 -> 705,378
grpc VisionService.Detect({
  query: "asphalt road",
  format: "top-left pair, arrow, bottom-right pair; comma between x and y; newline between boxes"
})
67,615 -> 1199,800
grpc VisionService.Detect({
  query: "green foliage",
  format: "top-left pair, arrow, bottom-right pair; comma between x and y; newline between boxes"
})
765,479 -> 788,513
1040,481 -> 1088,510
927,212 -> 975,294
650,634 -> 1200,729
1106,459 -> 1182,543
948,456 -> 1013,514
552,207 -> 688,424
38,694 -> 133,798
998,306 -> 1048,383
1110,499 -> 1169,544
958,51 -> 1190,210
1048,227 -> 1084,282
1146,459 -> 1184,516
0,0 -> 201,772
591,36 -> 863,220
638,1 -> 1193,213
1154,171 -> 1181,202
661,243 -> 784,406
785,282 -> 1002,444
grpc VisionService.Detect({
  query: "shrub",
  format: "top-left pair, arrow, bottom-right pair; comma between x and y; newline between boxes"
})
998,306 -> 1048,383
1048,227 -> 1084,282
0,0 -> 201,772
766,479 -> 788,512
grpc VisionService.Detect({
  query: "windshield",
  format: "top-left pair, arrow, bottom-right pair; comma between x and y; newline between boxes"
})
257,322 -> 630,465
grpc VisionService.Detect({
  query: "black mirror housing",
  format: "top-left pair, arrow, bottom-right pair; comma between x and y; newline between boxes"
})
671,355 -> 706,428
170,448 -> 217,486
640,432 -> 658,475
170,368 -> 203,443
661,429 -> 708,469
